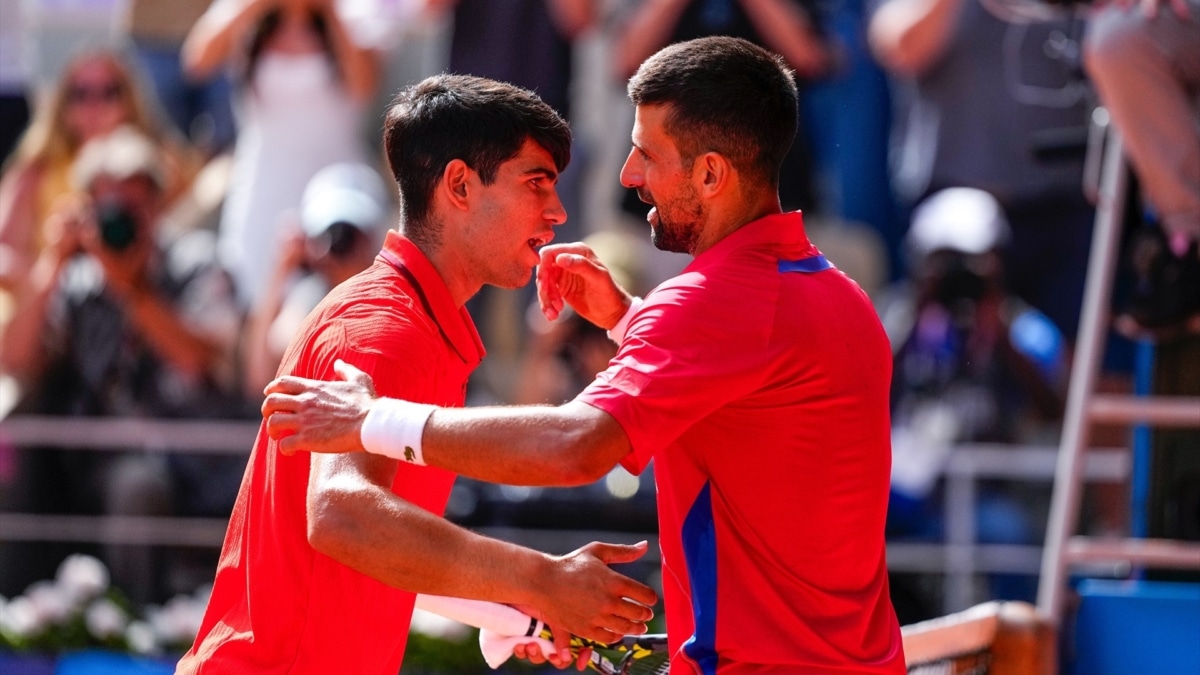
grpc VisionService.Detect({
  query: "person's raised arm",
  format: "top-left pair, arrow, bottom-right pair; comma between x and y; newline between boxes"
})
740,0 -> 832,80
305,450 -> 656,645
183,0 -> 274,80
0,203 -> 83,384
308,0 -> 378,102
610,0 -> 691,80
0,162 -> 42,292
546,0 -> 600,40
867,0 -> 964,77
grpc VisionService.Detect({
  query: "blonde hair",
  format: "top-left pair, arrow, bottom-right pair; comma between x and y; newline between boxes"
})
8,47 -> 171,174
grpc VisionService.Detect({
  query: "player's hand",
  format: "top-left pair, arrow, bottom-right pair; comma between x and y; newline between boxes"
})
513,640 -> 592,671
262,359 -> 377,454
536,243 -> 633,328
534,540 -> 658,645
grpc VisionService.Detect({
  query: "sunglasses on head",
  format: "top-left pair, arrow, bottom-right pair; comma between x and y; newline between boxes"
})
67,82 -> 123,105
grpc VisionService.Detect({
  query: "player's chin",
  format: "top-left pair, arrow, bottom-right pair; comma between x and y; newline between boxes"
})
498,265 -> 536,290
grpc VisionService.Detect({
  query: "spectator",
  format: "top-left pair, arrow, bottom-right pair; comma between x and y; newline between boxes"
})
0,126 -> 246,605
1083,0 -> 1200,338
241,161 -> 390,397
183,0 -> 379,307
868,0 -> 1095,339
880,187 -> 1066,609
0,47 -> 197,298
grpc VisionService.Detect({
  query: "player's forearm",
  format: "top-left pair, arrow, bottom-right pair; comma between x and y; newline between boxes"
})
419,401 -> 627,487
308,479 -> 553,605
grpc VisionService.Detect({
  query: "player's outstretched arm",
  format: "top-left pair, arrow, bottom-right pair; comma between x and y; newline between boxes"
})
536,243 -> 634,327
306,451 -> 657,648
265,360 -> 632,487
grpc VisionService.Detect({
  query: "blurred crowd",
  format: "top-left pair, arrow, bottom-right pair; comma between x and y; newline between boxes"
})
0,0 -> 1196,626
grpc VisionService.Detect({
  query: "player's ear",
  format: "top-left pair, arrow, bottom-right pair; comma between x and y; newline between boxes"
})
694,151 -> 729,199
442,159 -> 472,209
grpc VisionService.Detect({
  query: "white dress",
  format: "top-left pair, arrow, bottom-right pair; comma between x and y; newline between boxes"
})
218,51 -> 367,306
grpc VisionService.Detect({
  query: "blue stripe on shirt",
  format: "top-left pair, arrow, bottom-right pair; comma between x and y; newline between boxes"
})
778,254 -> 832,274
681,482 -> 719,675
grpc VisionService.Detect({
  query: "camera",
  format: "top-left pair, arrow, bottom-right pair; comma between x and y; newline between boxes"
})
320,221 -> 365,259
95,201 -> 138,251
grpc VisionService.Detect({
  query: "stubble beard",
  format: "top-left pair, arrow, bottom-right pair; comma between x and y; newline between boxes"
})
647,189 -> 703,255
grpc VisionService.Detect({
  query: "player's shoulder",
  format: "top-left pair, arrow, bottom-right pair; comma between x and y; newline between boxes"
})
306,274 -> 440,351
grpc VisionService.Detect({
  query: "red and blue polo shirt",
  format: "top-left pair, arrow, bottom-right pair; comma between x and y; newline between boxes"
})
578,211 -> 905,674
178,232 -> 485,674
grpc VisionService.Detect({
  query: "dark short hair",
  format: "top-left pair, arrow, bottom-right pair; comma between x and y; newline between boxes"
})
627,36 -> 797,186
383,74 -> 571,244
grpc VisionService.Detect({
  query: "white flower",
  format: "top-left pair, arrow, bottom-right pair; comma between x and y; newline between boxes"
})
1,596 -> 41,638
192,583 -> 213,607
85,597 -> 129,640
55,554 -> 110,603
26,580 -> 75,625
126,620 -> 159,655
147,594 -> 205,645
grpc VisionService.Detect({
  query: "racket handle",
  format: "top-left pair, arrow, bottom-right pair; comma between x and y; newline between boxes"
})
414,594 -> 541,637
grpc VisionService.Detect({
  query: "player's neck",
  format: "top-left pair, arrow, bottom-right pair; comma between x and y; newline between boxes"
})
693,190 -> 782,256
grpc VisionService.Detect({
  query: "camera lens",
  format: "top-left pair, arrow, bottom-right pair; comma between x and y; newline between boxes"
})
96,202 -> 138,251
325,222 -> 363,258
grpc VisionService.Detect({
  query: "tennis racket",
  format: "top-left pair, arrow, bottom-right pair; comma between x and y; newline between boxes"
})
414,594 -> 670,674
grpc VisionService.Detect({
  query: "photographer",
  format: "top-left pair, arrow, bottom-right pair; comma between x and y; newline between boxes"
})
0,126 -> 246,605
879,188 -> 1067,612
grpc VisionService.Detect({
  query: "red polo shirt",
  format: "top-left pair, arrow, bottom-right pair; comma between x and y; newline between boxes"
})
178,232 -> 484,674
578,212 -> 905,674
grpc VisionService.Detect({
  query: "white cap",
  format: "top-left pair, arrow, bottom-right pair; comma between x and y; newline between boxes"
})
299,162 -> 390,238
907,187 -> 1010,258
72,125 -> 165,192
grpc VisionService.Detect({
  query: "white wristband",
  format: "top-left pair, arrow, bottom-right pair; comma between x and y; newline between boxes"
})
360,398 -> 437,465
606,296 -> 644,344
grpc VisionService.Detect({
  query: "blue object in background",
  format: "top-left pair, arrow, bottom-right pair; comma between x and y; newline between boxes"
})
0,652 -> 56,675
0,651 -> 176,675
1071,579 -> 1200,675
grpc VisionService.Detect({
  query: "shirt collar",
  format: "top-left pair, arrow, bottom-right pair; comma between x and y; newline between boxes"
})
379,231 -> 486,368
687,210 -> 818,270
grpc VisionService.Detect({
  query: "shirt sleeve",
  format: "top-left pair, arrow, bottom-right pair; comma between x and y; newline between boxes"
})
300,310 -> 443,407
576,273 -> 773,474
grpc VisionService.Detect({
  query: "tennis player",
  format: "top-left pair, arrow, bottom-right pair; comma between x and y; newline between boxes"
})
264,37 -> 906,674
176,75 -> 657,675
